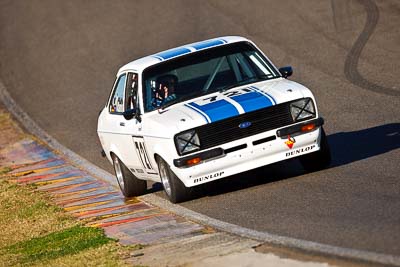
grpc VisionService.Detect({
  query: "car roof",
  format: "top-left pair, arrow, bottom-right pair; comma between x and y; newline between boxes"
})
117,36 -> 250,75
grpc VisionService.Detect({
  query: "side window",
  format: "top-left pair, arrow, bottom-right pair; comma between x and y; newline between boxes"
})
109,74 -> 127,113
126,73 -> 138,111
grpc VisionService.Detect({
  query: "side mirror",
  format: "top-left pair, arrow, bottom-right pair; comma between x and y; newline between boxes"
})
123,109 -> 136,120
279,66 -> 293,78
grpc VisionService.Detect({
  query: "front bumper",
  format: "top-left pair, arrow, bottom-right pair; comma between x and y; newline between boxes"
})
172,118 -> 323,187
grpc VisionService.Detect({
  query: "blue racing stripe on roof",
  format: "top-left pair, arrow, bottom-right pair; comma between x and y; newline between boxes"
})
188,99 -> 239,123
153,47 -> 191,61
230,91 -> 274,113
191,39 -> 226,50
152,55 -> 163,61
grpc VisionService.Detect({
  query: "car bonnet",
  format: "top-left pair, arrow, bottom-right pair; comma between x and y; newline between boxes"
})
145,78 -> 309,135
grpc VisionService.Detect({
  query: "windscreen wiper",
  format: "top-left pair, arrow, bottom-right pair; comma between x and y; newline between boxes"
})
219,77 -> 258,92
160,91 -> 206,110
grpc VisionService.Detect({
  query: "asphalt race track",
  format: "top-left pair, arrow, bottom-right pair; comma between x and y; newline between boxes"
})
1,0 -> 399,259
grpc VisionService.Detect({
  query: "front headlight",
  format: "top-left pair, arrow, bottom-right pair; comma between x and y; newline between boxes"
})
290,98 -> 316,122
175,130 -> 201,155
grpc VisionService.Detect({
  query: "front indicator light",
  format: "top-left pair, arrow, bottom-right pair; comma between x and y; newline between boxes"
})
186,157 -> 201,166
173,148 -> 224,168
301,123 -> 316,132
276,118 -> 324,137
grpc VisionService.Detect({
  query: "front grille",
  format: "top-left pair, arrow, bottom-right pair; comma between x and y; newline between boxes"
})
195,101 -> 294,150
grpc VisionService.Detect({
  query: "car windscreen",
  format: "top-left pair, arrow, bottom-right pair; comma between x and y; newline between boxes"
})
142,41 -> 280,112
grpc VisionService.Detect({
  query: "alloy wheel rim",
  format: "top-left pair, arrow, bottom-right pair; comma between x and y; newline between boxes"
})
113,157 -> 125,191
159,162 -> 172,197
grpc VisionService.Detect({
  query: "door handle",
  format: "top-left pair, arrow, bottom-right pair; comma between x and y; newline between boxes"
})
120,122 -> 125,126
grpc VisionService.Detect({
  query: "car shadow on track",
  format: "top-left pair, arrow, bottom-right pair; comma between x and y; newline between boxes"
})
328,123 -> 400,167
149,123 -> 400,200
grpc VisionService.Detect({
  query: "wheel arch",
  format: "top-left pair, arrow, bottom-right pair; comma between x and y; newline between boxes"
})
109,143 -> 123,163
152,143 -> 174,168
154,153 -> 162,164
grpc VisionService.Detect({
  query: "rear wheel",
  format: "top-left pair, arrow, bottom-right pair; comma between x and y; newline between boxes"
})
112,154 -> 147,197
299,127 -> 331,172
157,157 -> 191,203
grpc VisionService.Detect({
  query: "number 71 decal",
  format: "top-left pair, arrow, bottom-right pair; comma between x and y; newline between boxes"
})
132,137 -> 157,175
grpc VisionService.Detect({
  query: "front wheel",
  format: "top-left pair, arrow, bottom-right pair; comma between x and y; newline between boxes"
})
112,154 -> 147,197
157,157 -> 192,203
299,127 -> 331,172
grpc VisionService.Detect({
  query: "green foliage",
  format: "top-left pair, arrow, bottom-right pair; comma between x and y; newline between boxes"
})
5,225 -> 113,264
0,179 -> 130,266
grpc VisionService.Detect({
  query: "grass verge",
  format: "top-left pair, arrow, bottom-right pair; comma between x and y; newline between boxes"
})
0,178 -> 133,266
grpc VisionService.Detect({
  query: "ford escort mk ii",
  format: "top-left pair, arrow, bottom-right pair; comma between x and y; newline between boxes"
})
97,36 -> 331,203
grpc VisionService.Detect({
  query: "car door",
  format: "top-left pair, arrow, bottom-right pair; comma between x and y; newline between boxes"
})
102,72 -> 148,178
123,72 -> 157,177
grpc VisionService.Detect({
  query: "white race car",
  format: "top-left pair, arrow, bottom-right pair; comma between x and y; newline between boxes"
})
97,36 -> 331,203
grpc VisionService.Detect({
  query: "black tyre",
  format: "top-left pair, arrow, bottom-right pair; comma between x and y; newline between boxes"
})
299,127 -> 331,172
157,157 -> 192,203
112,154 -> 147,197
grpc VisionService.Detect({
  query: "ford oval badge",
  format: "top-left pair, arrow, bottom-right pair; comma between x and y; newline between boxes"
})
239,121 -> 252,129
